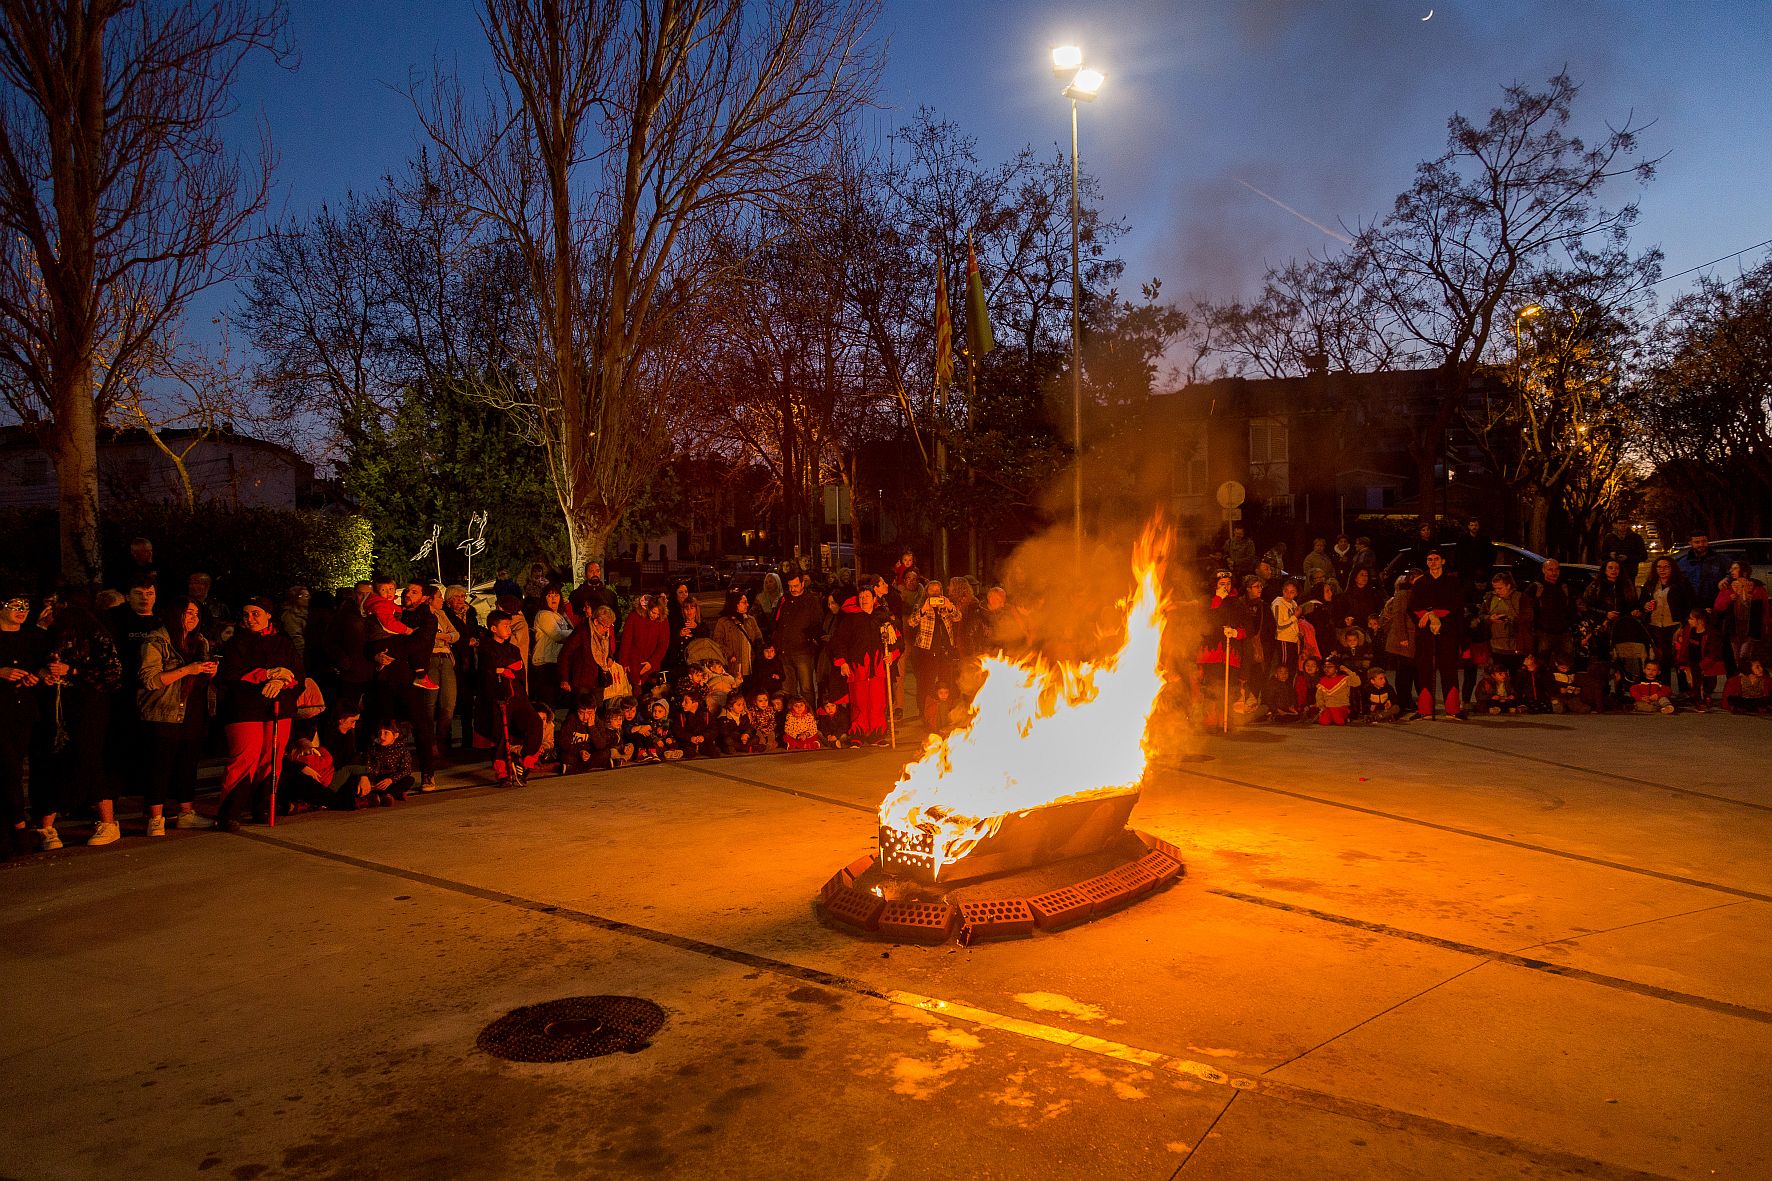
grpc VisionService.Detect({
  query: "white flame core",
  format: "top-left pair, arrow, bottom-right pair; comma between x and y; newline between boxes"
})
877,539 -> 1170,878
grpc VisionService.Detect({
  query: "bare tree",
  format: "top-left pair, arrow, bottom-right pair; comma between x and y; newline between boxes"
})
410,0 -> 880,571
0,0 -> 287,581
1350,71 -> 1656,519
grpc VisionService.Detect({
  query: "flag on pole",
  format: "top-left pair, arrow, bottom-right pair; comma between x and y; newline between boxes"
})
965,234 -> 996,358
934,256 -> 953,391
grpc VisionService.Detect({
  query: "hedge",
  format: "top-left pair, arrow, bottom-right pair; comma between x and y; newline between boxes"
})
0,506 -> 375,598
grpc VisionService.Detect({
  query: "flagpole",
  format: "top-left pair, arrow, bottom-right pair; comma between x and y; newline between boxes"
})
1070,95 -> 1083,568
935,252 -> 949,581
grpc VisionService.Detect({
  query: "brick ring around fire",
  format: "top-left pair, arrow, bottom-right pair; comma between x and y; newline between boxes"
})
816,830 -> 1184,945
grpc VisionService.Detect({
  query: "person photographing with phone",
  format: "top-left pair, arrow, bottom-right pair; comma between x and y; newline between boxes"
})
138,597 -> 221,835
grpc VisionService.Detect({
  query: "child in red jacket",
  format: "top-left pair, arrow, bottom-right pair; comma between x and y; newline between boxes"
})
1630,661 -> 1676,714
1314,657 -> 1361,725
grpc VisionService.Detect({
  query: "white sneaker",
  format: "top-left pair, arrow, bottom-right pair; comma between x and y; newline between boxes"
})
37,825 -> 61,851
173,811 -> 203,829
145,815 -> 166,838
87,821 -> 121,847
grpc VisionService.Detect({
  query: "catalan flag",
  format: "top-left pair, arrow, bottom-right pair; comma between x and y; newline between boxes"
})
966,234 -> 995,358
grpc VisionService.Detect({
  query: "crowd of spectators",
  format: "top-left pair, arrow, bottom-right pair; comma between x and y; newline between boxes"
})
0,541 -> 1026,858
1195,521 -> 1769,726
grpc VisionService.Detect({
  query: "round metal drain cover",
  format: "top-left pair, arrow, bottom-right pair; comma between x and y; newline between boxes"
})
477,996 -> 666,1063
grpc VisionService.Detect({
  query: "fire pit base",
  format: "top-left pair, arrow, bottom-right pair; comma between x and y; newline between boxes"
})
817,830 -> 1183,945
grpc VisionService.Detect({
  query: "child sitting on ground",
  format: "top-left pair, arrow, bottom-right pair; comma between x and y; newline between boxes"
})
1630,661 -> 1676,714
1260,663 -> 1301,724
1473,666 -> 1524,715
591,700 -> 636,768
748,690 -> 781,752
922,684 -> 969,732
645,697 -> 684,759
782,695 -> 822,749
557,693 -> 602,772
1314,657 -> 1361,725
676,691 -> 712,758
816,669 -> 851,748
1517,653 -> 1551,713
1551,654 -> 1588,714
365,719 -> 415,803
1294,656 -> 1323,723
715,695 -> 759,756
624,696 -> 663,763
1723,657 -> 1770,715
284,723 -> 374,811
1360,667 -> 1400,723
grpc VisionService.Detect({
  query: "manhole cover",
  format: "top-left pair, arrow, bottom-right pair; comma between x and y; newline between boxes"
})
477,996 -> 666,1063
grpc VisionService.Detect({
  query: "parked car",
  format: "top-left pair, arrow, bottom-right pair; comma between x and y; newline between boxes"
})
1654,538 -> 1772,578
1491,542 -> 1599,594
687,564 -> 725,592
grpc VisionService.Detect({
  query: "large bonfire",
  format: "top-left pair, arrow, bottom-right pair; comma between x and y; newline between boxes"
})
877,526 -> 1172,880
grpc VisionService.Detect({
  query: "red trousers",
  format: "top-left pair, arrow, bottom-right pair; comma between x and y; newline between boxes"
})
221,719 -> 293,805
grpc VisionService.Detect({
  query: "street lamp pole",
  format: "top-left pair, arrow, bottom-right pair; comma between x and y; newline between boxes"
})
1069,94 -> 1082,563
1051,46 -> 1101,566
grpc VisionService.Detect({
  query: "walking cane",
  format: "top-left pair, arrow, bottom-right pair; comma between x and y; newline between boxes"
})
1222,650 -> 1232,736
266,693 -> 283,827
886,653 -> 897,750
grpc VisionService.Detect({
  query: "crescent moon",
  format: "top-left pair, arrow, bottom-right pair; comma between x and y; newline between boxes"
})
1422,8 -> 1433,18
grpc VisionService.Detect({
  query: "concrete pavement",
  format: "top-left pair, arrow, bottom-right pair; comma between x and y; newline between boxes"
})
2,712 -> 1769,1179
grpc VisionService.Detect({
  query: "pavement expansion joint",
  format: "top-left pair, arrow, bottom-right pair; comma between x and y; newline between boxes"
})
1174,765 -> 1772,904
232,828 -> 1681,1181
1208,889 -> 1772,1025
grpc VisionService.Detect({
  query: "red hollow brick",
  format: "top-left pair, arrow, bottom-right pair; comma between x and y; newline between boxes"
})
1135,831 -> 1185,862
823,885 -> 885,931
843,853 -> 877,883
1075,871 -> 1140,915
1136,850 -> 1182,885
878,899 -> 956,944
1027,886 -> 1094,930
957,898 -> 1037,943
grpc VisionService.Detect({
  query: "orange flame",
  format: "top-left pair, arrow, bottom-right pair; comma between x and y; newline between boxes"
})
877,525 -> 1172,878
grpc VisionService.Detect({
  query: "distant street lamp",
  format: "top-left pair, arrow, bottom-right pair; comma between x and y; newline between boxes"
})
1052,45 -> 1103,561
1512,303 -> 1542,393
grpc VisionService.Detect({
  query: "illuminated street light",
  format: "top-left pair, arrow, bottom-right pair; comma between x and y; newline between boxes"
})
1050,46 -> 1106,560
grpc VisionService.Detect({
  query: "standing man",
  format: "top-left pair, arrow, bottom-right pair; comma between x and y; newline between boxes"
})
1453,517 -> 1493,591
1534,559 -> 1577,662
1600,521 -> 1647,585
1675,533 -> 1730,600
1408,550 -> 1466,720
774,569 -> 827,704
104,576 -> 163,816
568,561 -> 617,628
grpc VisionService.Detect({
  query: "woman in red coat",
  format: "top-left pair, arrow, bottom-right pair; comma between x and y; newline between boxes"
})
617,594 -> 671,693
828,586 -> 898,745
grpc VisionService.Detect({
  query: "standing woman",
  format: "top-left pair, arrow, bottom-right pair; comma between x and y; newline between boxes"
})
829,586 -> 897,745
618,594 -> 670,693
1714,562 -> 1767,669
138,598 -> 219,834
31,590 -> 123,848
529,585 -> 573,712
1340,567 -> 1383,632
1638,558 -> 1692,675
280,586 -> 311,658
215,598 -> 303,831
753,574 -> 784,638
712,589 -> 764,683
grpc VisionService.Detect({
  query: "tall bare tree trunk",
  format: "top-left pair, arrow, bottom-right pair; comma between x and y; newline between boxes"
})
49,363 -> 101,583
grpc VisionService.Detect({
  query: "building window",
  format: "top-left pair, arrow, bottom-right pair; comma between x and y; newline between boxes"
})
1173,423 -> 1207,497
1249,416 -> 1290,498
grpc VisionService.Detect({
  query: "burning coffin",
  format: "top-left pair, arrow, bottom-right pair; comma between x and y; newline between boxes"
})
879,790 -> 1138,885
875,524 -> 1172,888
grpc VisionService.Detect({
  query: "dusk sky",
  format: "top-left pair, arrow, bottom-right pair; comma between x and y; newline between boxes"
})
218,0 -> 1772,328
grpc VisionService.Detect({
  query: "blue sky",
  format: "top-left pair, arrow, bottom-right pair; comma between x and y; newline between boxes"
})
216,0 -> 1772,323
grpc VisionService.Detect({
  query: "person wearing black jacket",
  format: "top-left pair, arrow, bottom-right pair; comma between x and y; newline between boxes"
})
1408,551 -> 1466,719
443,585 -> 481,753
215,598 -> 303,830
325,585 -> 375,718
1534,559 -> 1578,661
0,591 -> 47,858
476,610 -> 542,786
773,570 -> 827,705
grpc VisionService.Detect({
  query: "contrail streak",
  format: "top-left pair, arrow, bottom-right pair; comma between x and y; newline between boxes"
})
1234,178 -> 1353,245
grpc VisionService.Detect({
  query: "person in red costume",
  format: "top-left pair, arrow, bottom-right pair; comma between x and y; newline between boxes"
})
828,586 -> 898,745
1408,550 -> 1466,720
1197,570 -> 1253,725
